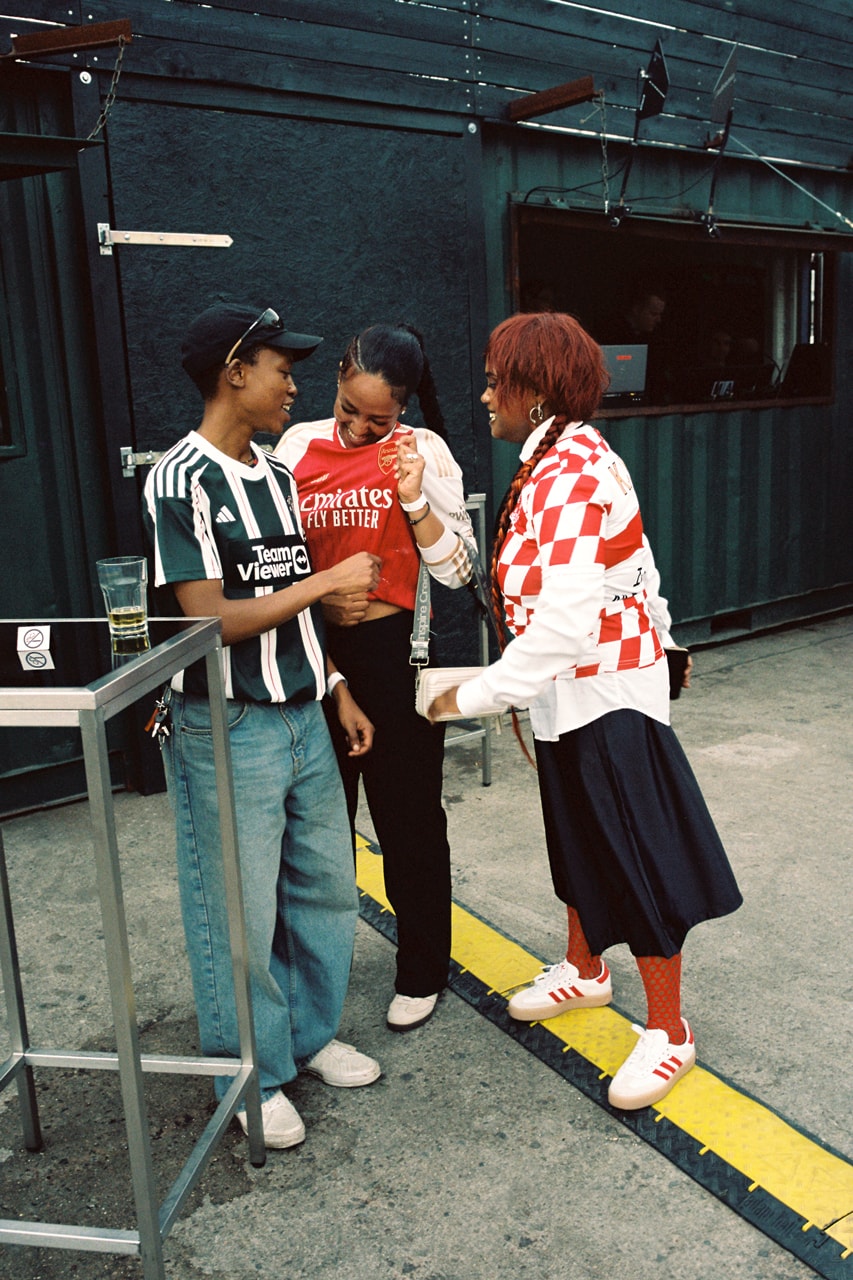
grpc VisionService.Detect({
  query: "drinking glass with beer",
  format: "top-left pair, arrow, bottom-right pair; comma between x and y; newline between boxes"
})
95,556 -> 150,653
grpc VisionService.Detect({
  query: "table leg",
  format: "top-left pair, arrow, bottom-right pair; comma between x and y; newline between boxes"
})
79,708 -> 166,1279
0,828 -> 42,1151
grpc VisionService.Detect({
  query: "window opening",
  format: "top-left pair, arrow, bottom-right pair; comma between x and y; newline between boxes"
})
513,206 -> 836,412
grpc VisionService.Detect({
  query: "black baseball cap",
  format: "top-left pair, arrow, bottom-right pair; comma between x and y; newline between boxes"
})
181,302 -> 323,377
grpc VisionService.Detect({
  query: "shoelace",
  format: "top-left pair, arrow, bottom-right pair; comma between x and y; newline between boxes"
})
532,960 -> 573,987
315,1039 -> 354,1063
623,1024 -> 670,1072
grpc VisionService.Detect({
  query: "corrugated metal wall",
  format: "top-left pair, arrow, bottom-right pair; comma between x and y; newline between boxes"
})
479,122 -> 853,638
11,0 -> 852,167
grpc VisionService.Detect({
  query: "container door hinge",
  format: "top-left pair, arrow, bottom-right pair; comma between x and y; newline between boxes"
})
120,447 -> 163,478
99,224 -> 233,255
120,443 -> 271,476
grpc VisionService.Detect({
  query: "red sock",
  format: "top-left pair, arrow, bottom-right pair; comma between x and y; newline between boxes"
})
635,953 -> 685,1042
565,906 -> 601,980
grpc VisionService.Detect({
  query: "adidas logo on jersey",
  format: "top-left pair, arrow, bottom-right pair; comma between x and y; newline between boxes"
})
215,505 -> 237,524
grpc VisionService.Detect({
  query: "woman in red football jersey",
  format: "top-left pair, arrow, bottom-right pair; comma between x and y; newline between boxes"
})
276,324 -> 475,1032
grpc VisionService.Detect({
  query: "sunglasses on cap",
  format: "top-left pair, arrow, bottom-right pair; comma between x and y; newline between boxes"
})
224,308 -> 283,365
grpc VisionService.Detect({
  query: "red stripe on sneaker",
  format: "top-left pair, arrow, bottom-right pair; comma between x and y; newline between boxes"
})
549,986 -> 581,1003
652,1056 -> 684,1081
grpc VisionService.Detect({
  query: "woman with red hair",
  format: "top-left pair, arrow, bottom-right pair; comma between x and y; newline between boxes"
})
429,312 -> 741,1110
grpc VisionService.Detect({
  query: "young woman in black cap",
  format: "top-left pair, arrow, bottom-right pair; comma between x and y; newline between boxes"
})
144,302 -> 384,1148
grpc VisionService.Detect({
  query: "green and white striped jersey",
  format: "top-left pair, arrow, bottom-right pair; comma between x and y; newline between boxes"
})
143,431 -> 325,703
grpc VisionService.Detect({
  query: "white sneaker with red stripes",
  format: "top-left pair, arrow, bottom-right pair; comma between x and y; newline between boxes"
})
608,1018 -> 696,1110
507,958 -> 613,1021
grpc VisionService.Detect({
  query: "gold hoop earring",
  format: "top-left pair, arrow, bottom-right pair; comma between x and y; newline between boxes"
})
529,402 -> 544,426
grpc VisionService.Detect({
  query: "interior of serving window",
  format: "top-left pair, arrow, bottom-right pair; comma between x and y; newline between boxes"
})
514,209 -> 834,411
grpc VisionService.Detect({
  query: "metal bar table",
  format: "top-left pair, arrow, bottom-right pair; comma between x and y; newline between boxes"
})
0,618 -> 265,1278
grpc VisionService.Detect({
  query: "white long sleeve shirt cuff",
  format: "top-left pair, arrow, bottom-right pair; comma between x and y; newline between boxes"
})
456,564 -> 604,717
417,525 -> 472,588
417,472 -> 474,588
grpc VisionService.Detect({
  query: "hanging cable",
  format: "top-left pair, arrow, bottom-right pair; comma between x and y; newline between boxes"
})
627,165 -> 719,206
520,170 -> 628,205
582,90 -> 610,214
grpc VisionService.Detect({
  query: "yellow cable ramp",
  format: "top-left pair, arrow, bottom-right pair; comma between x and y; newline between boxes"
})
356,835 -> 853,1271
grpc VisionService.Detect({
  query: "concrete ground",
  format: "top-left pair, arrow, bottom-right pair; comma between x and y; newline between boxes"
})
0,613 -> 851,1280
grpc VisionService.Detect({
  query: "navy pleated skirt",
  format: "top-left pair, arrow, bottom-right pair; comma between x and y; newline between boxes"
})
534,709 -> 742,958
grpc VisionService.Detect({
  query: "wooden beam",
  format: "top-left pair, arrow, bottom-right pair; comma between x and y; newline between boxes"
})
0,133 -> 101,182
507,75 -> 597,123
4,19 -> 132,60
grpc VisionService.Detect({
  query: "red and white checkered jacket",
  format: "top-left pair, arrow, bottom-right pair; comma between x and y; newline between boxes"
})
456,420 -> 671,738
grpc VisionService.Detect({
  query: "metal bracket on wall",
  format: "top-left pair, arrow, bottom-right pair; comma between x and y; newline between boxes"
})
98,224 -> 233,255
120,444 -> 272,477
120,447 -> 163,478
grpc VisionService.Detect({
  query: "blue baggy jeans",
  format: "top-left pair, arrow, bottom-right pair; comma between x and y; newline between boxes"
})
163,692 -> 359,1100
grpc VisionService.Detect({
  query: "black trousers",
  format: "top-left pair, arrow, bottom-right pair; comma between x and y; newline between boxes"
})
324,611 -> 451,996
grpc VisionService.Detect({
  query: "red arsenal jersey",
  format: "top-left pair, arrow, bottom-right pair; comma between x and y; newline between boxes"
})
277,419 -> 421,610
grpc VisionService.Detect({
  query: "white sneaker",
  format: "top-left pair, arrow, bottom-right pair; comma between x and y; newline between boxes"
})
507,959 -> 612,1021
303,1039 -> 381,1087
237,1091 -> 305,1149
386,992 -> 439,1032
608,1019 -> 696,1110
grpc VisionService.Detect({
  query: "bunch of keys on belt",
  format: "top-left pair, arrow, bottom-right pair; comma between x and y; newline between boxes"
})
144,696 -> 171,746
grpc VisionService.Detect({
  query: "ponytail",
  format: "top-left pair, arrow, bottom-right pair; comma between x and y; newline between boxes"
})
411,341 -> 447,440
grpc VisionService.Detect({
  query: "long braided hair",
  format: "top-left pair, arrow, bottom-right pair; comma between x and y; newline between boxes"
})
490,417 -> 567,766
486,312 -> 608,764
